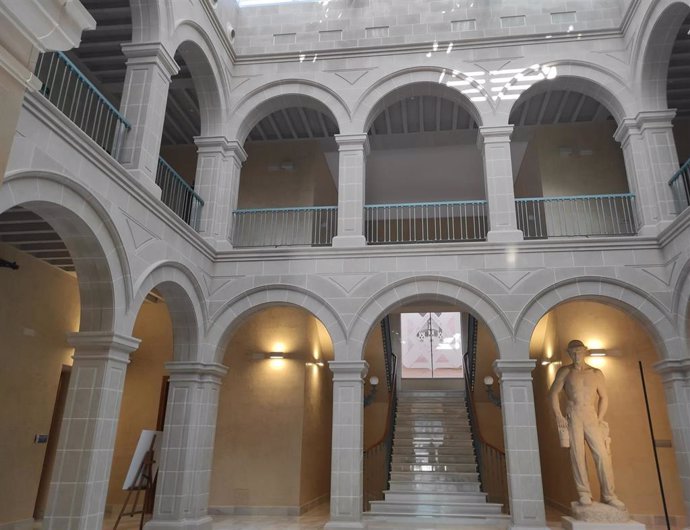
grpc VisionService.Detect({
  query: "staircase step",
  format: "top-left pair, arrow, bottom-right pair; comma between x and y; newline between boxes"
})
383,490 -> 488,503
369,500 -> 503,516
392,454 -> 477,464
364,514 -> 509,528
390,471 -> 479,482
395,427 -> 472,435
391,462 -> 477,473
389,480 -> 482,493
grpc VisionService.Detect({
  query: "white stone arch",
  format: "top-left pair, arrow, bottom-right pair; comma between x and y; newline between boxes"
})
0,171 -> 131,332
170,21 -> 229,138
127,261 -> 206,362
672,256 -> 690,356
129,0 -> 167,43
497,61 -> 634,125
205,285 -> 348,364
633,0 -> 690,109
514,277 -> 682,361
348,276 -> 513,362
228,80 -> 350,144
351,67 -> 487,134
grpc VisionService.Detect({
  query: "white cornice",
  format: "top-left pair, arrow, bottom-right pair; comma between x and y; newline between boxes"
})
0,0 -> 96,53
0,41 -> 42,91
199,0 -> 237,64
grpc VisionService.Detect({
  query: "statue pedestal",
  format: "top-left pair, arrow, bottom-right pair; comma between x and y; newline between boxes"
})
563,517 -> 645,529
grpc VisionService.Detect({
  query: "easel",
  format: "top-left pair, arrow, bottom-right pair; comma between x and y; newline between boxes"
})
113,435 -> 158,530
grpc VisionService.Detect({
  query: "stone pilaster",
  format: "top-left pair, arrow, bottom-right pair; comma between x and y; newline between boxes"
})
119,42 -> 179,198
43,331 -> 140,530
145,362 -> 227,530
655,359 -> 690,524
493,359 -> 549,530
326,360 -> 368,529
332,134 -> 369,248
478,126 -> 523,242
614,110 -> 679,234
195,136 -> 246,250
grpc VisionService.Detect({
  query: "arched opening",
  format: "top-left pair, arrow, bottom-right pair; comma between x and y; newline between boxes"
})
103,278 -> 200,528
209,306 -> 334,519
232,96 -> 341,248
0,197 -> 117,528
530,300 -> 684,527
509,78 -> 636,239
157,40 -> 222,230
363,82 -> 487,245
359,298 -> 509,521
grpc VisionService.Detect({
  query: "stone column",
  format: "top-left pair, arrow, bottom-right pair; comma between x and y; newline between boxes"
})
478,126 -> 523,242
119,42 -> 179,198
332,134 -> 368,248
43,331 -> 140,530
145,362 -> 227,530
655,359 -> 690,523
493,359 -> 549,530
326,360 -> 368,529
194,136 -> 246,250
614,110 -> 679,234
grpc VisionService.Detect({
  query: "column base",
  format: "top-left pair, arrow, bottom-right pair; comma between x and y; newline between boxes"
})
324,520 -> 366,529
127,168 -> 162,200
486,229 -> 523,243
331,235 -> 367,248
562,516 -> 645,529
144,516 -> 213,530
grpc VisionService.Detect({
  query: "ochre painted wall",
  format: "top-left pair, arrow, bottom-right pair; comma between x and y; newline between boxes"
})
0,244 -> 79,526
238,140 -> 337,209
210,306 -> 334,511
473,322 -> 504,451
363,324 -> 390,450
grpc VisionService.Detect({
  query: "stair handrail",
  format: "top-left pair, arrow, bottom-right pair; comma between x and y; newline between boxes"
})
363,318 -> 398,511
463,316 -> 509,512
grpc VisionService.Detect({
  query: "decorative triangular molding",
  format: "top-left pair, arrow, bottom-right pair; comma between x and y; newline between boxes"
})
229,74 -> 261,91
327,67 -> 376,85
122,211 -> 159,250
630,254 -> 679,287
202,272 -> 242,296
485,269 -> 533,291
327,273 -> 369,294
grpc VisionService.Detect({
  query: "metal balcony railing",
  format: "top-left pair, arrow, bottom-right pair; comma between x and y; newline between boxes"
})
34,52 -> 130,157
515,193 -> 639,239
364,200 -> 488,244
669,158 -> 690,214
232,206 -> 337,247
156,158 -> 204,230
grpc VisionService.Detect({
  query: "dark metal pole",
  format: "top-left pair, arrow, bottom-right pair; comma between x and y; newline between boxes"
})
639,361 -> 670,530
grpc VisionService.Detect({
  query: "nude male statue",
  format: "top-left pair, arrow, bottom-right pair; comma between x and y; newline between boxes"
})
548,340 -> 626,510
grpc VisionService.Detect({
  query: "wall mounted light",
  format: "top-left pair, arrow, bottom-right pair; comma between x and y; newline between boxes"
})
483,375 -> 502,407
364,376 -> 379,407
268,352 -> 285,359
588,349 -> 607,357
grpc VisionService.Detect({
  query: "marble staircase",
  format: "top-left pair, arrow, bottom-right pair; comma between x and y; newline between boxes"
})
366,389 -> 509,527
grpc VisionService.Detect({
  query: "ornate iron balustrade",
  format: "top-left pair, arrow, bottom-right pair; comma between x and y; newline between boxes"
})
156,158 -> 204,230
232,206 -> 337,247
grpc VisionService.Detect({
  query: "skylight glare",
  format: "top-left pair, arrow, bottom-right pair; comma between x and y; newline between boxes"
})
239,0 -> 320,6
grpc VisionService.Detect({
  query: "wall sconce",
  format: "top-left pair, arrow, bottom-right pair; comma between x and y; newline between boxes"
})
588,349 -> 607,357
268,352 -> 285,359
483,376 -> 501,407
364,376 -> 379,407
305,360 -> 325,367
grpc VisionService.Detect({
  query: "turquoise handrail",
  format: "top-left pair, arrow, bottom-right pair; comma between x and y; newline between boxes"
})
157,157 -> 204,204
235,205 -> 336,213
515,193 -> 635,202
668,157 -> 690,186
56,52 -> 131,129
365,199 -> 487,208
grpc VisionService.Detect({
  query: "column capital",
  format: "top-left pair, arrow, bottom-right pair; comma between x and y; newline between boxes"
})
654,358 -> 690,382
614,109 -> 677,142
329,360 -> 369,381
493,359 -> 536,381
194,135 -> 247,162
478,125 -> 514,143
67,331 -> 140,362
121,41 -> 179,78
165,361 -> 229,383
335,133 -> 370,154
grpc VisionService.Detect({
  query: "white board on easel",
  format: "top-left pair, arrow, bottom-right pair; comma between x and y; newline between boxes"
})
122,430 -> 163,490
